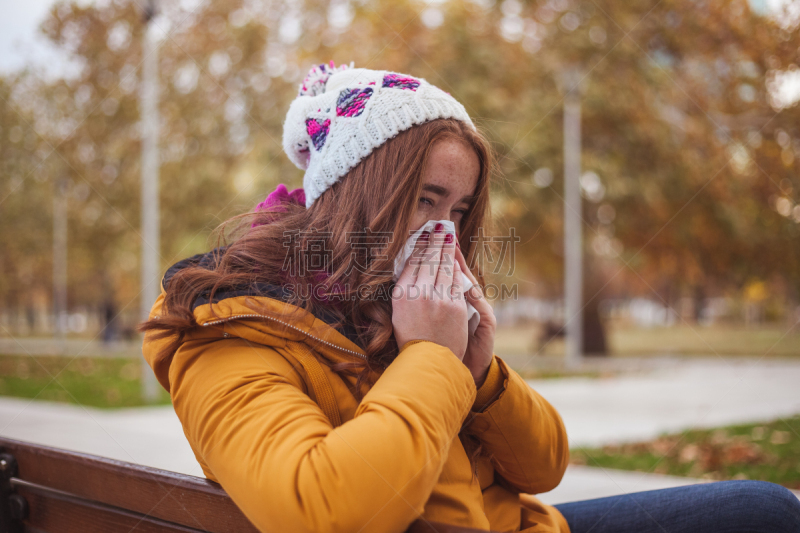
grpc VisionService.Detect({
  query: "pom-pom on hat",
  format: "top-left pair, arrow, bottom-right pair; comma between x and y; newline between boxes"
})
282,61 -> 475,207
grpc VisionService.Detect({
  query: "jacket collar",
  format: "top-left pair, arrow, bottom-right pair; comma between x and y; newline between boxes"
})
162,249 -> 370,367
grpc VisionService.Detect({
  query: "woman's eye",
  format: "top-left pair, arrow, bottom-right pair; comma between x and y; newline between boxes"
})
419,197 -> 434,207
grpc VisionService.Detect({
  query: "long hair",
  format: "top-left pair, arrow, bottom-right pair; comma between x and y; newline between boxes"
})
141,117 -> 495,480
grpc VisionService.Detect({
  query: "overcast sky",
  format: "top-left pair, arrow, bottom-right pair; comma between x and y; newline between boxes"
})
1,0 -> 67,75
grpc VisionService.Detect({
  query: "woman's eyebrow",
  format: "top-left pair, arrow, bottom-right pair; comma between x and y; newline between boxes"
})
422,184 -> 448,196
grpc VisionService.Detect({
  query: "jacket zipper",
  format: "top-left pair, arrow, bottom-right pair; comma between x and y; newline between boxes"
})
201,313 -> 368,360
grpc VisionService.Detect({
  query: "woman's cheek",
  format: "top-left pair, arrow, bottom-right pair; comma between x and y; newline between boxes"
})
408,211 -> 428,234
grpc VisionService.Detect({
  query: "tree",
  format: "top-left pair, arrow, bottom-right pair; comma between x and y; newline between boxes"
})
1,0 -> 798,336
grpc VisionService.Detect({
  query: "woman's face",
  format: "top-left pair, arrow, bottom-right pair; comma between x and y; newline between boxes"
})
410,139 -> 480,235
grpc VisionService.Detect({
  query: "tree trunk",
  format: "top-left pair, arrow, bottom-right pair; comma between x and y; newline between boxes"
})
582,262 -> 608,356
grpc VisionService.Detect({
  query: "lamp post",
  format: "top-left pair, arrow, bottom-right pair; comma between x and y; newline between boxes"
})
53,178 -> 69,352
562,67 -> 583,369
140,0 -> 160,401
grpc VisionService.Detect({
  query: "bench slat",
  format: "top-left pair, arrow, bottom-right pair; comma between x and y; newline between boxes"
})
16,485 -> 204,533
0,436 -> 499,533
0,437 -> 258,533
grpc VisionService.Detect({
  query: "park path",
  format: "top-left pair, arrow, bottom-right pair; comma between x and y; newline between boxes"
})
1,356 -> 798,504
527,356 -> 800,448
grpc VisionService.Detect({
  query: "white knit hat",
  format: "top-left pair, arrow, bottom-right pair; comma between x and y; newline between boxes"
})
282,62 -> 475,207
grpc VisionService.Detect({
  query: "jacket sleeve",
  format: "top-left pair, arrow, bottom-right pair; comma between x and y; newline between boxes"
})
168,337 -> 477,533
465,355 -> 569,495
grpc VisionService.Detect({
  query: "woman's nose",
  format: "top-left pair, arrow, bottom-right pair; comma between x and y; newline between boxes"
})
432,205 -> 452,222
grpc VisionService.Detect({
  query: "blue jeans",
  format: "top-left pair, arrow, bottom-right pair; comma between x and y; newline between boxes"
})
554,480 -> 800,533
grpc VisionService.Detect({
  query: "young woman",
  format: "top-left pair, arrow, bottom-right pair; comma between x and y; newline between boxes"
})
142,63 -> 800,533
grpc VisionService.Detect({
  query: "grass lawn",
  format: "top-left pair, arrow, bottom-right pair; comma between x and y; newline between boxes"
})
609,324 -> 800,357
571,416 -> 800,490
0,354 -> 171,408
495,323 -> 800,357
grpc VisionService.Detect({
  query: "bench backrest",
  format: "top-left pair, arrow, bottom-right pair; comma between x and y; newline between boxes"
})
0,437 -> 494,533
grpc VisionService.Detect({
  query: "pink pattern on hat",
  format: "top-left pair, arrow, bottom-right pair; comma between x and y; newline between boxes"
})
382,74 -> 420,91
305,118 -> 331,151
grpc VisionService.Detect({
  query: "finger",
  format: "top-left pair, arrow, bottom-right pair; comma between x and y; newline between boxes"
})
453,245 -> 485,309
396,229 -> 429,290
464,283 -> 493,317
450,257 -> 464,301
435,231 -> 456,297
415,223 -> 445,292
407,230 -> 430,282
455,245 -> 480,287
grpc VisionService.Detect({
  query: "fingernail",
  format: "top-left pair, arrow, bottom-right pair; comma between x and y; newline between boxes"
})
444,233 -> 453,244
419,231 -> 429,242
434,223 -> 444,233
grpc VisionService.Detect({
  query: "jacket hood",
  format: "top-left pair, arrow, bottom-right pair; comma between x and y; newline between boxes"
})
142,249 -> 372,393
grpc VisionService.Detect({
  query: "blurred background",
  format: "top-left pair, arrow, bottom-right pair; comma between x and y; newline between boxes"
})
1,0 -> 799,499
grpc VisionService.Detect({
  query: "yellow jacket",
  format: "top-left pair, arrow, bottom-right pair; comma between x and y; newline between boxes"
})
143,260 -> 570,533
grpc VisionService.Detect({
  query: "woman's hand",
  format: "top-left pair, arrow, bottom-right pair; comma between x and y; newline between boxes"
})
455,246 -> 497,388
392,225 -> 469,360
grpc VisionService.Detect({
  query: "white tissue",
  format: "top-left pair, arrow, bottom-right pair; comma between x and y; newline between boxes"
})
392,220 -> 481,336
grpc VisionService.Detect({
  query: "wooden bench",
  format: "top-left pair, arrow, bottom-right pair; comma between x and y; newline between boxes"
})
0,437 -> 495,533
